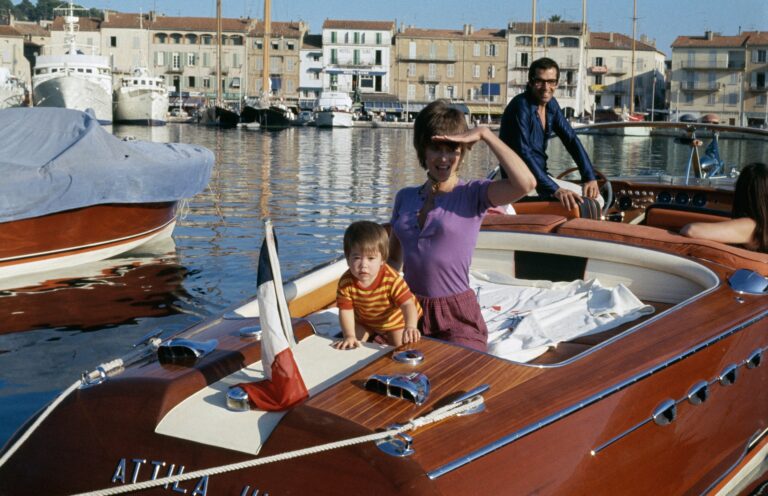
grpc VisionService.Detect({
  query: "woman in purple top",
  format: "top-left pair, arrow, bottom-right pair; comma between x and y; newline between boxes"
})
388,99 -> 536,351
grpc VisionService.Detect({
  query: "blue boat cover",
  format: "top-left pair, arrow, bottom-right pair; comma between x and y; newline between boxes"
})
0,107 -> 214,223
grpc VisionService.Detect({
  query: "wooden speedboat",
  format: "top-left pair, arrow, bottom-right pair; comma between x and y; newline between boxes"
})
0,107 -> 213,281
1,163 -> 766,494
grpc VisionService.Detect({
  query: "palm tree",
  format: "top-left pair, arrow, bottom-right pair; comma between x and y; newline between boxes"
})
548,15 -> 563,22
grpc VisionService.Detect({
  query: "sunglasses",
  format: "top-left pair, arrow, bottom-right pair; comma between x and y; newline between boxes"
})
531,78 -> 559,87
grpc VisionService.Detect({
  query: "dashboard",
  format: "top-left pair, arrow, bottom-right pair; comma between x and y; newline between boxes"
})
609,180 -> 733,223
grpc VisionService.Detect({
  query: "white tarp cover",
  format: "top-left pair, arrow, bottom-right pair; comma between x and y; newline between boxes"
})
0,107 -> 214,223
472,271 -> 655,362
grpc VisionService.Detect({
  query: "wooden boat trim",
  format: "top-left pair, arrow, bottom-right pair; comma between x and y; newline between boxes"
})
428,309 -> 768,479
708,428 -> 768,495
0,216 -> 176,264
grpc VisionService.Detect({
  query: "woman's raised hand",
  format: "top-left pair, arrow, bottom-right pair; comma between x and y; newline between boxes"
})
432,127 -> 489,150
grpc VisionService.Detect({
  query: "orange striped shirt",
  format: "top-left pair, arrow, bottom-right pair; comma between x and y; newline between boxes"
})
337,264 -> 422,333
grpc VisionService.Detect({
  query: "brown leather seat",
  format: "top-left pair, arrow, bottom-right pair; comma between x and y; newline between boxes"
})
514,197 -> 602,220
556,218 -> 768,276
644,204 -> 730,231
482,213 -> 567,233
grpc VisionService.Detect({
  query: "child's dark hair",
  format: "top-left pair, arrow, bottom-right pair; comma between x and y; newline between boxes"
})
343,221 -> 389,260
413,99 -> 468,170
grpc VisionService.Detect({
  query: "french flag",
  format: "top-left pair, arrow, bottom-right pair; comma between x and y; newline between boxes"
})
237,220 -> 308,411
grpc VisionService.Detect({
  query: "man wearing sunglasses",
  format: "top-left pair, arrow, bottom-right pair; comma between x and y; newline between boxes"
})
499,57 -> 601,211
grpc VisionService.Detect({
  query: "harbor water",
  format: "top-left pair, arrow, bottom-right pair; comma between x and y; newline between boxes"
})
0,124 -> 766,447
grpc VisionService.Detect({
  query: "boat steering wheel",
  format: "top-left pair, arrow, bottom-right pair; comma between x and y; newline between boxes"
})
555,167 -> 613,216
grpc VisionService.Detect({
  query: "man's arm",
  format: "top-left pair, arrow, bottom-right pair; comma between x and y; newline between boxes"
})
550,101 -> 600,201
499,98 -> 559,197
550,101 -> 597,183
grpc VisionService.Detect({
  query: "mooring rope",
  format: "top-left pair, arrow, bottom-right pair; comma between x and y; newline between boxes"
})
0,340 -> 161,470
73,394 -> 485,496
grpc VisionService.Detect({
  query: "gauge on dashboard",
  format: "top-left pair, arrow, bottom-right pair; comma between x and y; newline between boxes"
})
657,191 -> 672,203
618,195 -> 633,211
675,191 -> 690,205
692,193 -> 707,207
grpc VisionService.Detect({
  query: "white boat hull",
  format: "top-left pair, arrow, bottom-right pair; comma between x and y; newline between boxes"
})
114,87 -> 168,126
620,125 -> 651,137
315,110 -> 353,128
33,76 -> 113,124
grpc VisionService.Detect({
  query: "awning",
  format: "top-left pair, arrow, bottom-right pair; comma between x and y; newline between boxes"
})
363,101 -> 403,112
479,83 -> 501,96
465,103 -> 505,116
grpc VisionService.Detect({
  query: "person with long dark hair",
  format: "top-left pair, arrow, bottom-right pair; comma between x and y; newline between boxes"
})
681,162 -> 767,253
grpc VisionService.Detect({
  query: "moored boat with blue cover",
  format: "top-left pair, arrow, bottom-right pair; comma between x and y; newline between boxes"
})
0,107 -> 214,280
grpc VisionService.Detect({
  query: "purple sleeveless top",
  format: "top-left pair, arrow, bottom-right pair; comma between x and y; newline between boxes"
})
390,179 -> 492,298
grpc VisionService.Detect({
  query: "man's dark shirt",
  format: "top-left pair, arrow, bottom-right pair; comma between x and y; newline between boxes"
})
499,90 -> 596,198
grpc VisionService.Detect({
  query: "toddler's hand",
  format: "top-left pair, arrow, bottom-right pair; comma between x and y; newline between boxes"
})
403,327 -> 421,344
333,336 -> 361,350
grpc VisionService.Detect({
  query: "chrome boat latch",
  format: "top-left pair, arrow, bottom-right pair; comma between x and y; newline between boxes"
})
364,373 -> 430,405
728,269 -> 768,295
451,384 -> 490,416
652,399 -> 677,426
376,425 -> 415,457
158,338 -> 218,364
392,349 -> 424,365
226,386 -> 251,412
239,324 -> 263,340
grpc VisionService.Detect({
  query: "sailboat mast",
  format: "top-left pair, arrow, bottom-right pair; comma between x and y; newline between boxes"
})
216,0 -> 222,106
629,0 -> 637,114
531,0 -> 536,61
262,0 -> 271,98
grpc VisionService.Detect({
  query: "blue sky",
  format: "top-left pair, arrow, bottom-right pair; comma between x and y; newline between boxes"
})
83,0 -> 766,57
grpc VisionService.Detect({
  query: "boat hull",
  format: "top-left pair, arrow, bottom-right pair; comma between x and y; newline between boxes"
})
33,76 -> 113,124
0,202 -> 177,280
1,212 -> 766,494
315,110 -> 353,128
114,87 -> 168,126
243,105 -> 294,128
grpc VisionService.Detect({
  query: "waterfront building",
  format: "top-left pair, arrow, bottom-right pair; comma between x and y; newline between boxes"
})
99,12 -> 153,88
8,18 -> 50,87
47,13 -> 102,56
506,21 -> 586,118
0,24 -> 26,82
395,24 -> 506,121
298,34 -> 323,109
670,31 -> 752,125
745,32 -> 768,128
247,20 -> 306,106
587,32 -> 666,118
321,20 -> 395,109
147,14 -> 251,110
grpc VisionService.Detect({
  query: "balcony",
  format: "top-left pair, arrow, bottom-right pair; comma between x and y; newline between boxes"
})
589,65 -> 608,74
678,60 -> 745,70
419,74 -> 442,83
680,81 -> 720,92
399,55 -> 457,63
748,84 -> 768,92
607,66 -> 627,75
